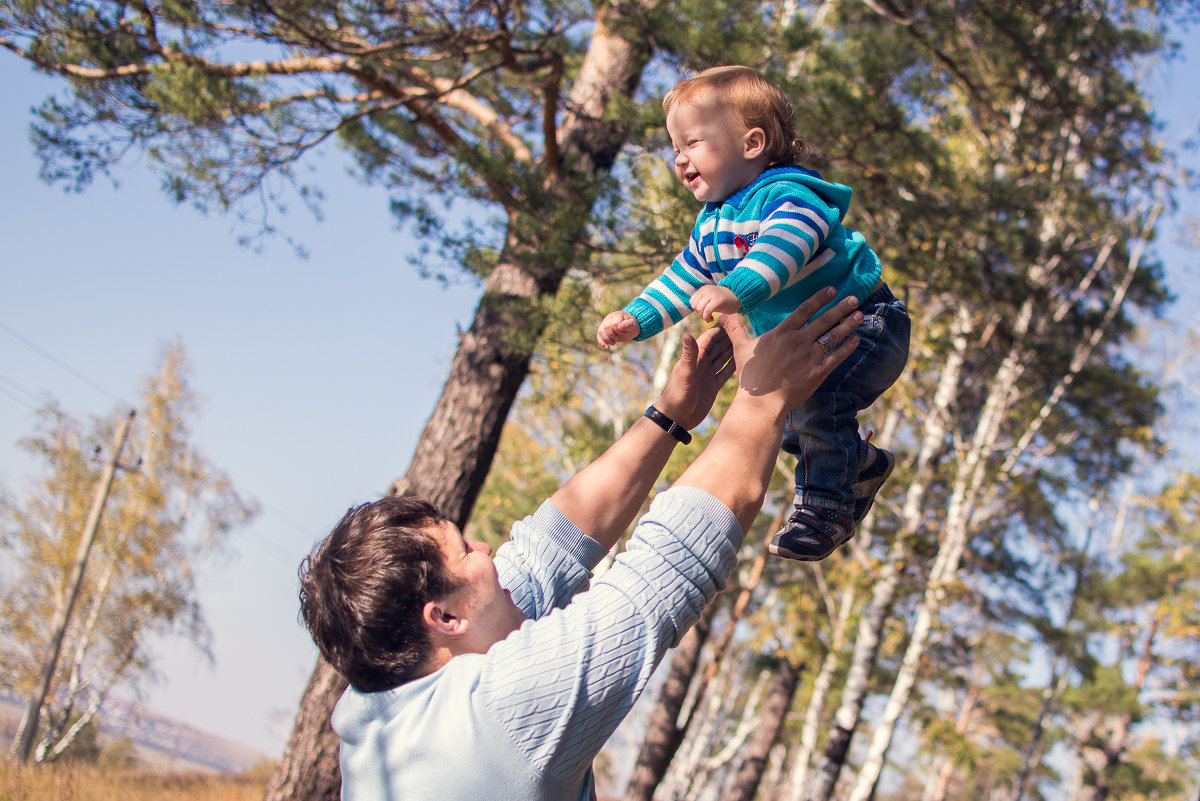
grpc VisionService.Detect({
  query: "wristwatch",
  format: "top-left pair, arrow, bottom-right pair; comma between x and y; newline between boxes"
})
643,405 -> 692,445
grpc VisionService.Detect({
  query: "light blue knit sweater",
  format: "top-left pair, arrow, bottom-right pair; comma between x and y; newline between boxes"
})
332,486 -> 742,800
625,165 -> 881,338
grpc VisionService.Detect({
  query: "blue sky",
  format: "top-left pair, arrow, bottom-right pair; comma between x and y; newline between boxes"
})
0,64 -> 481,754
1,24 -> 1197,760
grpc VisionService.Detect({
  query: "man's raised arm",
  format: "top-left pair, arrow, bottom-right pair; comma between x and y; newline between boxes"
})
550,325 -> 734,551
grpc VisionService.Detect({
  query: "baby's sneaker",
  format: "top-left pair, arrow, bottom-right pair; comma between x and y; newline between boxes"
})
770,505 -> 855,562
851,444 -> 896,524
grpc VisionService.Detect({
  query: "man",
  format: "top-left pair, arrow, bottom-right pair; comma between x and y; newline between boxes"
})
299,287 -> 863,800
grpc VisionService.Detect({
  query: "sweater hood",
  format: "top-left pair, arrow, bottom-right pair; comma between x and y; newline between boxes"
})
717,165 -> 854,222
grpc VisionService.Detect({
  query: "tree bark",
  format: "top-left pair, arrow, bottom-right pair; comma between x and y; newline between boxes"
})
264,658 -> 345,801
845,298 -> 1034,801
10,411 -> 134,763
266,4 -> 660,799
726,658 -> 799,801
806,308 -> 970,801
782,582 -> 855,801
624,498 -> 786,801
661,645 -> 745,800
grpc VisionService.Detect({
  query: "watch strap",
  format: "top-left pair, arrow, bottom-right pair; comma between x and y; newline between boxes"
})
644,405 -> 692,445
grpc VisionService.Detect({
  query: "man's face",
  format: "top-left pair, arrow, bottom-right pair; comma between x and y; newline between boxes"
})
428,520 -> 526,653
666,97 -> 761,204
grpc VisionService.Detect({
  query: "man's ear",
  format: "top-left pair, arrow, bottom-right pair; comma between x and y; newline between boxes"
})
744,127 -> 766,160
423,601 -> 469,636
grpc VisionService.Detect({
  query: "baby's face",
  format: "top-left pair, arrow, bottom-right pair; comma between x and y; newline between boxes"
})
666,98 -> 762,203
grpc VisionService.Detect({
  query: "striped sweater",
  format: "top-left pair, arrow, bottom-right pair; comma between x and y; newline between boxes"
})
625,165 -> 882,338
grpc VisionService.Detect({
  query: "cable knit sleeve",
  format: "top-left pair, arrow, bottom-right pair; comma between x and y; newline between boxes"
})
478,486 -> 743,784
495,500 -> 611,621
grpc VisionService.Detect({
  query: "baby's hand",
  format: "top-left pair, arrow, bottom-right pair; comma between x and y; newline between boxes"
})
691,285 -> 741,322
597,311 -> 641,349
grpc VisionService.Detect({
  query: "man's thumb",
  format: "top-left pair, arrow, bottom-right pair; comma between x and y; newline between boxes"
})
679,332 -> 698,365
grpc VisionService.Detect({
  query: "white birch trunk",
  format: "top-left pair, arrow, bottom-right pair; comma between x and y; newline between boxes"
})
704,669 -> 771,801
845,297 -> 1035,801
661,648 -> 743,800
782,582 -> 856,801
806,306 -> 971,801
845,196 -> 1155,799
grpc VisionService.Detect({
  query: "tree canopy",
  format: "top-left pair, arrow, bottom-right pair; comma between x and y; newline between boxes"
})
3,0 -> 1197,797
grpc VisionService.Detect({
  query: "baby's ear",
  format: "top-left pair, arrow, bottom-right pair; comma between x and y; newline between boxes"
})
744,127 -> 766,159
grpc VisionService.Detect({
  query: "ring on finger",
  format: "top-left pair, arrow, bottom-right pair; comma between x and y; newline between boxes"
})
817,334 -> 833,355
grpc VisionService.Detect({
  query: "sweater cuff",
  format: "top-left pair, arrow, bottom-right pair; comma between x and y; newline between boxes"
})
719,271 -> 771,312
650,485 -> 744,552
535,500 -> 611,570
623,299 -> 667,341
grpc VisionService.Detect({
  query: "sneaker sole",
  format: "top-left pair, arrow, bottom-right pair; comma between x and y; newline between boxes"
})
769,541 -> 839,562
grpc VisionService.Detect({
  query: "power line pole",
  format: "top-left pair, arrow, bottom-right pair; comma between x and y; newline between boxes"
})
8,410 -> 136,764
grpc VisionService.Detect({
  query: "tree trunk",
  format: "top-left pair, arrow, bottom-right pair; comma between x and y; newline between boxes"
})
845,298 -> 1035,801
922,753 -> 956,801
921,664 -> 983,801
625,504 -> 786,801
774,410 -> 893,800
265,4 -> 660,799
264,658 -> 345,801
782,582 -> 856,801
726,659 -> 799,801
661,646 -> 746,800
806,307 -> 970,801
10,410 -> 134,764
623,618 -> 710,801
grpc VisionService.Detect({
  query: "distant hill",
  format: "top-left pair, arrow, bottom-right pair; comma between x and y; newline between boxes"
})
0,692 -> 267,774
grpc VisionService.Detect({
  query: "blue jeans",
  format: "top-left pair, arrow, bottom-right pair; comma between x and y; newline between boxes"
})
781,282 -> 911,513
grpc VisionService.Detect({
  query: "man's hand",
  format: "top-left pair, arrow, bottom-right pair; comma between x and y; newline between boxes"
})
691,285 -> 742,322
717,288 -> 862,409
676,287 -> 864,532
653,326 -> 736,431
552,319 -> 730,549
597,311 -> 641,349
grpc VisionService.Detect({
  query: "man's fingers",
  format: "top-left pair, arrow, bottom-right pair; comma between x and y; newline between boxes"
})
824,333 -> 860,368
715,313 -> 750,346
777,286 -> 839,330
694,324 -> 722,349
698,326 -> 735,384
812,304 -> 864,355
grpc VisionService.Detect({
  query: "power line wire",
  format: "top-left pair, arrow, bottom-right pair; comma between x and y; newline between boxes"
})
0,319 -> 126,405
0,322 -> 308,572
0,382 -> 38,412
0,373 -> 43,411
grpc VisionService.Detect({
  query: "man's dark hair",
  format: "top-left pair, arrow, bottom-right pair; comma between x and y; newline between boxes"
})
298,495 -> 462,692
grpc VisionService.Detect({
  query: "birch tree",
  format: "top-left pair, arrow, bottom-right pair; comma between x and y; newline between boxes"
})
1065,473 -> 1200,801
0,343 -> 255,762
803,3 -> 1177,796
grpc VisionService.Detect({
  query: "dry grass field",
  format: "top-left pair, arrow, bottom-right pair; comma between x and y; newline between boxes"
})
0,760 -> 269,801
